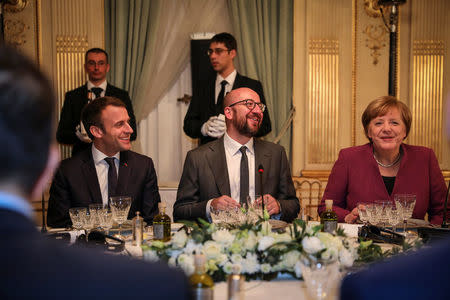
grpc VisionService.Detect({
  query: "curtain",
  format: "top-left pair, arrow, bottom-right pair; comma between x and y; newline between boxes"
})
228,0 -> 293,156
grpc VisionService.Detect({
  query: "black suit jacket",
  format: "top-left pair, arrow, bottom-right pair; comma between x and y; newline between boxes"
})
47,148 -> 160,227
0,209 -> 189,300
340,237 -> 450,300
56,83 -> 137,156
174,137 -> 299,222
183,72 -> 272,145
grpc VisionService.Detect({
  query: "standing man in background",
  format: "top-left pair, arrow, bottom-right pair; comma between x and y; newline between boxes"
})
184,32 -> 271,145
57,48 -> 137,156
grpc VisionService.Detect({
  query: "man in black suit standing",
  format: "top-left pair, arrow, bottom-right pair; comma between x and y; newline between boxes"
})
184,32 -> 271,145
48,97 -> 159,227
175,88 -> 298,223
0,45 -> 189,299
57,48 -> 137,156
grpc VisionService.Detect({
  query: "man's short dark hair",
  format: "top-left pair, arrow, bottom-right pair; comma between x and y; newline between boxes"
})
0,46 -> 55,194
82,96 -> 126,140
85,48 -> 109,63
210,32 -> 237,52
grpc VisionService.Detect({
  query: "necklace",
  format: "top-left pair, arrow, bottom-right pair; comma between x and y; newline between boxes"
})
373,152 -> 401,168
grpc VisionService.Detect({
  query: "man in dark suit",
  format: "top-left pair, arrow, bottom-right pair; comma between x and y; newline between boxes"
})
56,48 -> 137,156
0,45 -> 189,299
48,97 -> 160,227
184,32 -> 271,145
175,87 -> 298,223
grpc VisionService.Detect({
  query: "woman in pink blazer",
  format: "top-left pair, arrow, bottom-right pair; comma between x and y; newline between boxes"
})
319,96 -> 446,225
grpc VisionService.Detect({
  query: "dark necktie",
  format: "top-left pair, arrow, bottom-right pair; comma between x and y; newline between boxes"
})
104,157 -> 118,199
91,87 -> 103,99
239,146 -> 249,205
215,80 -> 228,114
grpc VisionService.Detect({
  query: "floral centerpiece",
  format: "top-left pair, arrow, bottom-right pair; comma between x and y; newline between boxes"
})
142,219 -> 386,282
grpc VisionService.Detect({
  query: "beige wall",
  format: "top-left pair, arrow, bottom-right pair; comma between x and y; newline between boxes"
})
293,0 -> 450,181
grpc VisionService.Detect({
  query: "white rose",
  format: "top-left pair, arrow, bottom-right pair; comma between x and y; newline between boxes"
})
171,230 -> 188,249
203,240 -> 222,260
260,263 -> 272,274
177,254 -> 195,276
231,253 -> 243,264
302,236 -> 324,254
212,229 -> 235,247
339,248 -> 355,267
258,236 -> 275,251
142,249 -> 159,262
283,250 -> 301,269
217,253 -> 228,266
223,262 -> 242,274
242,253 -> 260,274
184,240 -> 203,255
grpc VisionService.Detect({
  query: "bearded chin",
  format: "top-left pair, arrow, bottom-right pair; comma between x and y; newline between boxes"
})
234,117 -> 259,137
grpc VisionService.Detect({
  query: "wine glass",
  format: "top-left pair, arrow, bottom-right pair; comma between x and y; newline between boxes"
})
394,194 -> 416,236
109,196 -> 132,239
88,204 -> 104,229
357,202 -> 369,225
69,207 -> 87,230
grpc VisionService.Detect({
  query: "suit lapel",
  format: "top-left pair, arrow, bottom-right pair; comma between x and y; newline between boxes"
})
206,138 -> 231,196
232,72 -> 243,89
254,139 -> 271,195
80,150 -> 103,204
116,151 -> 131,195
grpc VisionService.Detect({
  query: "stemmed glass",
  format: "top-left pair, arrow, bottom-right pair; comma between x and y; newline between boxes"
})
394,194 -> 416,236
69,207 -> 87,230
109,196 -> 132,239
357,202 -> 369,225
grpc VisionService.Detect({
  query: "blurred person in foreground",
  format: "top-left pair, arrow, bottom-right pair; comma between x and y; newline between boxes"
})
0,45 -> 188,299
318,96 -> 446,224
48,97 -> 160,228
340,95 -> 450,300
175,87 -> 299,223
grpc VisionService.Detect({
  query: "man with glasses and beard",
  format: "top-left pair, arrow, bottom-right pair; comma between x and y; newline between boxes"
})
183,32 -> 271,145
174,88 -> 299,223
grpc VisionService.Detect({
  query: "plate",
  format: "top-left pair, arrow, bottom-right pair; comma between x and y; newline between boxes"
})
268,219 -> 288,229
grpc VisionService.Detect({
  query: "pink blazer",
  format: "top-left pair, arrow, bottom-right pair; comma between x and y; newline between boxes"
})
318,143 -> 446,224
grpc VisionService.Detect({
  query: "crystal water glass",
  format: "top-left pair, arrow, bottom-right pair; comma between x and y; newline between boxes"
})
69,207 -> 87,230
109,196 -> 132,239
394,194 -> 416,236
299,256 -> 340,300
357,202 -> 369,224
88,203 -> 104,229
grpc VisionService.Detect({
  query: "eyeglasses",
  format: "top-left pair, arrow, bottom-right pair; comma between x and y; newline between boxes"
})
207,48 -> 231,56
228,99 -> 266,112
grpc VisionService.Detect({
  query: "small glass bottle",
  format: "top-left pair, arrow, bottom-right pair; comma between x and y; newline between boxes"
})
189,254 -> 214,300
227,265 -> 244,300
132,211 -> 144,246
153,202 -> 171,242
320,199 -> 338,233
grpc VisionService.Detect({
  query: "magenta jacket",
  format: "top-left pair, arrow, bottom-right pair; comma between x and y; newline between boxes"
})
318,143 -> 446,224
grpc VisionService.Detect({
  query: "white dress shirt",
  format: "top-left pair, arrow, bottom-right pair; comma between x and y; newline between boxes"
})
87,80 -> 107,99
91,145 -> 120,206
215,69 -> 237,104
206,132 -> 255,218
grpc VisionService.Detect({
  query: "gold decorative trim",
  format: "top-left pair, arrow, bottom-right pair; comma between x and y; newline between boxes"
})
363,24 -> 387,65
36,0 -> 41,66
363,0 -> 382,18
4,19 -> 28,47
299,170 -> 331,181
352,0 -> 357,146
412,40 -> 445,55
4,0 -> 27,13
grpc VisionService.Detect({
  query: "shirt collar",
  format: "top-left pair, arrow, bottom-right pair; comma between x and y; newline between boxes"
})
91,144 -> 120,165
0,190 -> 34,220
87,80 -> 107,92
216,69 -> 237,86
224,132 -> 254,156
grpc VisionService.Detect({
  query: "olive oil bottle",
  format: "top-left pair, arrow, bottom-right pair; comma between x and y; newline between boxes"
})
153,202 -> 171,241
189,254 -> 214,300
320,199 -> 338,233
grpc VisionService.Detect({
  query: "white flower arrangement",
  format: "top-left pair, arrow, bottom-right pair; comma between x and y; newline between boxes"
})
142,219 -> 364,281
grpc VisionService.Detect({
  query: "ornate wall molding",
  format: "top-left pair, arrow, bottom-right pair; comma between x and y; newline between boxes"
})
363,0 -> 382,18
363,24 -> 387,65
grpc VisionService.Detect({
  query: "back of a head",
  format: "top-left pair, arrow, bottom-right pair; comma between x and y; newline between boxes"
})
210,32 -> 237,51
0,45 -> 55,194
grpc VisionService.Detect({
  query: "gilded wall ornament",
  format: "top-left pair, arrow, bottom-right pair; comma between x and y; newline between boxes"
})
363,24 -> 387,65
4,0 -> 28,13
4,19 -> 28,47
364,0 -> 382,18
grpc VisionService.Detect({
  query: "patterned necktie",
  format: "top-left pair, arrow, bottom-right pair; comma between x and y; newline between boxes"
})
104,157 -> 118,200
215,80 -> 228,114
91,87 -> 103,99
239,146 -> 249,205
